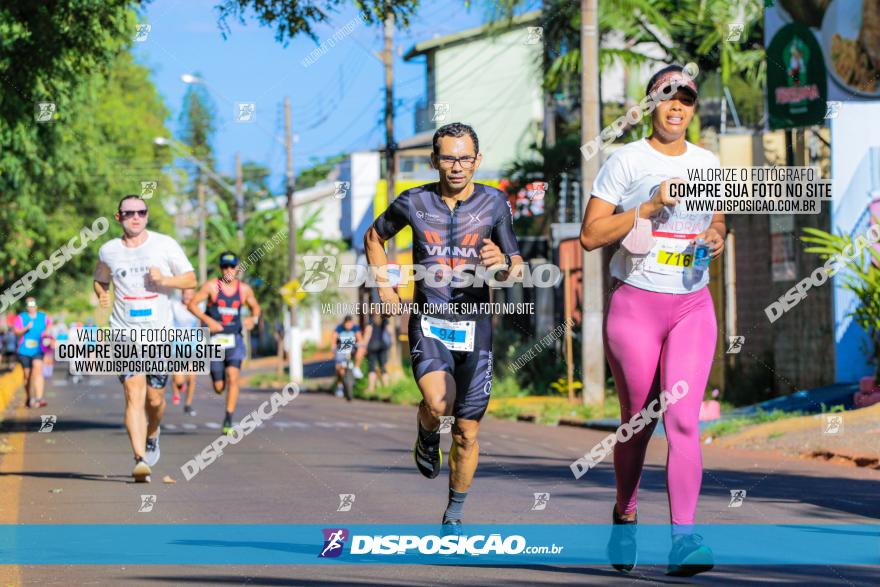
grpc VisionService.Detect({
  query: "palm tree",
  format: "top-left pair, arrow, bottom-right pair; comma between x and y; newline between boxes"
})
195,197 -> 347,325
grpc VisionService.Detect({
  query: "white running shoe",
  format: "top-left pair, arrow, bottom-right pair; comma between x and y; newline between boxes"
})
353,367 -> 364,379
144,428 -> 160,467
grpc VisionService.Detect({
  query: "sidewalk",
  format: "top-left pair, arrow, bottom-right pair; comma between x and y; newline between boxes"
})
718,401 -> 880,468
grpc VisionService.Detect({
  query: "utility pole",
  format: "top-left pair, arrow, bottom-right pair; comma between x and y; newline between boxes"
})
285,96 -> 302,382
580,0 -> 604,405
235,151 -> 244,245
235,151 -> 252,360
383,13 -> 402,376
197,178 -> 207,283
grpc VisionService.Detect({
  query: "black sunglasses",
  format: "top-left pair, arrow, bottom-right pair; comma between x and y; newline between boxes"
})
220,263 -> 238,269
119,209 -> 148,219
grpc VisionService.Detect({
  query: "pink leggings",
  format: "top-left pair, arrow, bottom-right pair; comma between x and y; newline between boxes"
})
604,283 -> 716,528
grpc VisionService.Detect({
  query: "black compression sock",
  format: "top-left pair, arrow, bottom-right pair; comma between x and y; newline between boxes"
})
418,419 -> 439,443
443,489 -> 467,522
224,411 -> 233,424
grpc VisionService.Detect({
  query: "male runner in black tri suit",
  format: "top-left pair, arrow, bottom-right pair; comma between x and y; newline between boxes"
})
188,252 -> 261,434
364,122 -> 523,530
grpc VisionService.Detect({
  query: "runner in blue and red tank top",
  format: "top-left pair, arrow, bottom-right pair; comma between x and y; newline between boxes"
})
188,252 -> 261,435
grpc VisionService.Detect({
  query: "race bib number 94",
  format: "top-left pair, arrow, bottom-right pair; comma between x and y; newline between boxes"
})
421,316 -> 475,352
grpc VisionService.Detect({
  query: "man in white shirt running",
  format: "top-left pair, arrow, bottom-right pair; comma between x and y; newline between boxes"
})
93,195 -> 196,482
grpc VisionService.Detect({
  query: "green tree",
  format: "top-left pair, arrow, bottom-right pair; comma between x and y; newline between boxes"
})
204,160 -> 273,231
0,1 -> 145,278
802,227 -> 880,379
296,154 -> 347,191
216,0 -> 422,43
178,78 -> 217,171
197,199 -> 346,323
0,41 -> 173,314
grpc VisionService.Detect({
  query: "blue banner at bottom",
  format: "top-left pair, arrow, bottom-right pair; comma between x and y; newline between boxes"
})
0,524 -> 877,565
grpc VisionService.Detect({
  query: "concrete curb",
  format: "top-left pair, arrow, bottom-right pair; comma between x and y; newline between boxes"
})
809,450 -> 880,469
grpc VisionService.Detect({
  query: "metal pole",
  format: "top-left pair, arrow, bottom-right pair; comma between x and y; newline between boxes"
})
197,179 -> 207,283
580,0 -> 605,405
285,96 -> 302,383
383,13 -> 402,377
235,151 -> 244,244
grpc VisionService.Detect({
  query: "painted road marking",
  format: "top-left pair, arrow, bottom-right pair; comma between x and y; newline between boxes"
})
272,422 -> 300,429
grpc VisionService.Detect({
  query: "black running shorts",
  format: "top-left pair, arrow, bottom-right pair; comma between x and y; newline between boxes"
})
407,316 -> 494,421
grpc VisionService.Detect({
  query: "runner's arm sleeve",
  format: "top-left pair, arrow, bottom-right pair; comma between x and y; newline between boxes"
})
590,153 -> 629,206
491,196 -> 522,257
373,192 -> 410,240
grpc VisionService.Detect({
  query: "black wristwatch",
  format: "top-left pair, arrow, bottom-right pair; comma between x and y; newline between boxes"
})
504,254 -> 512,269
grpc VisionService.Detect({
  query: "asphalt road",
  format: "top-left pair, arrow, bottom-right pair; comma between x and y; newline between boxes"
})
0,371 -> 878,586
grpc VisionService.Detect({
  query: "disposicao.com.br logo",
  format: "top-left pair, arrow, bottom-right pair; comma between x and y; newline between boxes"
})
319,529 -> 564,557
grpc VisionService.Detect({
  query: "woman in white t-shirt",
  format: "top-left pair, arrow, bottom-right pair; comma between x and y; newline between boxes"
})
580,65 -> 726,577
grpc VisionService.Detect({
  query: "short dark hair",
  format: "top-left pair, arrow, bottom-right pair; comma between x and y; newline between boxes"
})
432,122 -> 479,155
343,315 -> 353,323
118,194 -> 146,211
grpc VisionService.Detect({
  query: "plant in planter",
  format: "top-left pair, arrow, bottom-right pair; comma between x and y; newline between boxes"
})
802,225 -> 880,405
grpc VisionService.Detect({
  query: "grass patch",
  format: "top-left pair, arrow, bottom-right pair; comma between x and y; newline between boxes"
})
491,375 -> 529,399
247,371 -> 287,388
349,373 -> 623,427
768,431 -> 785,440
487,393 -> 621,425
704,409 -> 804,438
490,402 -> 524,421
535,402 -> 596,425
353,375 -> 422,405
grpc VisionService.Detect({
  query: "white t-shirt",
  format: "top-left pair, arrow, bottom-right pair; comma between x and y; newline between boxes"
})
592,139 -> 719,294
170,299 -> 200,329
94,231 -> 195,329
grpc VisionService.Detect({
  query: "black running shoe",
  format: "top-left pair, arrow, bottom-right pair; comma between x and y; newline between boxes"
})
607,505 -> 638,573
413,422 -> 442,479
666,533 -> 714,577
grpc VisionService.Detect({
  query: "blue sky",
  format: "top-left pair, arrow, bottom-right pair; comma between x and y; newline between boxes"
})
133,0 -> 521,190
